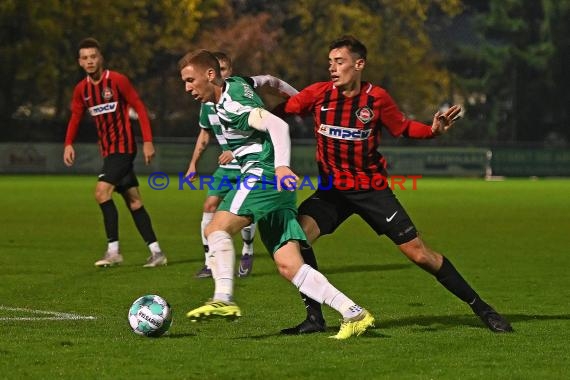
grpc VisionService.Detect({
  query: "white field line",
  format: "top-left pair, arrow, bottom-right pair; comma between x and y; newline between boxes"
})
0,305 -> 96,321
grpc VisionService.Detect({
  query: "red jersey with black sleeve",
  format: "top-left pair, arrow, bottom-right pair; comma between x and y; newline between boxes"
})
283,81 -> 434,189
64,70 -> 152,157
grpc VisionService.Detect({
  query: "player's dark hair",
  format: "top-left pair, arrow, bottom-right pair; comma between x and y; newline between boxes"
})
212,51 -> 231,67
78,37 -> 101,54
329,35 -> 367,60
177,49 -> 221,76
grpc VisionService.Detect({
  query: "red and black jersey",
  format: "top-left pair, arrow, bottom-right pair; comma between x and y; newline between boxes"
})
284,81 -> 434,189
64,70 -> 152,157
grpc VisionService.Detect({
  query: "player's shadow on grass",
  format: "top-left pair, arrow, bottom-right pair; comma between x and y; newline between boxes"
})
165,258 -> 203,266
506,313 -> 570,322
163,332 -> 199,338
380,313 -> 570,331
232,313 -> 570,340
248,263 -> 411,278
381,315 -> 494,331
235,329 -> 390,340
322,263 -> 411,275
236,323 -> 391,340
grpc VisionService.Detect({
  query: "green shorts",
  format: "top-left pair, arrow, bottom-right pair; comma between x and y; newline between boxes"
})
257,208 -> 307,255
204,166 -> 242,198
217,176 -> 307,255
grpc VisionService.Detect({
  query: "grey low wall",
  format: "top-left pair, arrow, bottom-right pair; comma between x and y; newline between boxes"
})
0,142 -> 568,177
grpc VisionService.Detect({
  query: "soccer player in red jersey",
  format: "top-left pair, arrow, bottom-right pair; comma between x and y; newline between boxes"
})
63,38 -> 167,268
277,35 -> 512,334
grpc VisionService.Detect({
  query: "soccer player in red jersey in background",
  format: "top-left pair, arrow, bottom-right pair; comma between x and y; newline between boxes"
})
276,35 -> 513,334
63,38 -> 167,268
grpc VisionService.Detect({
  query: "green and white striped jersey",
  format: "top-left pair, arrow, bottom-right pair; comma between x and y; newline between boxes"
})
198,102 -> 240,170
214,76 -> 276,176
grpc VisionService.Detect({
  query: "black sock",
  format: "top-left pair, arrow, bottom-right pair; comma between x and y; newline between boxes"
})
130,206 -> 157,245
436,256 -> 486,311
99,200 -> 118,242
300,246 -> 324,323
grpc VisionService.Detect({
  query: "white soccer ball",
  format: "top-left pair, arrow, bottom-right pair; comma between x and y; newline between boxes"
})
128,295 -> 173,337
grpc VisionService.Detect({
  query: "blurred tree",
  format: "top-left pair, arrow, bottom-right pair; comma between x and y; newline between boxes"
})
0,0 -> 64,125
3,0 -> 566,144
187,3 -> 289,121
192,5 -> 282,78
450,0 -> 567,143
278,0 -> 462,120
541,0 -> 570,144
0,0 -> 216,135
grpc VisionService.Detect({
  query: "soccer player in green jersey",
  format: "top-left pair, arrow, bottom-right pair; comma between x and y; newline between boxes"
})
186,52 -> 256,279
186,52 -> 299,279
179,49 -> 374,339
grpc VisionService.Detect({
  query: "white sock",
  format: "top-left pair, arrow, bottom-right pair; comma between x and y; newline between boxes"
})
207,230 -> 235,302
148,241 -> 161,255
201,212 -> 214,267
107,241 -> 119,254
241,223 -> 256,255
292,264 -> 361,319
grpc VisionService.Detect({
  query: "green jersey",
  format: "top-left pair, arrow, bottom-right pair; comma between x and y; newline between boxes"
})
215,76 -> 276,176
198,102 -> 240,170
212,76 -> 307,253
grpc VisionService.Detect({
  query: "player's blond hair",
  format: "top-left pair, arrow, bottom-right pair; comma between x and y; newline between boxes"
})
177,49 -> 221,76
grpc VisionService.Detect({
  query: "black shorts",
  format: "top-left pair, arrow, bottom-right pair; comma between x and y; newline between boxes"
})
98,153 -> 139,193
298,187 -> 418,245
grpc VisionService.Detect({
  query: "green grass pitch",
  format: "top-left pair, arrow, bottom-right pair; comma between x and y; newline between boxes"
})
1,175 -> 569,379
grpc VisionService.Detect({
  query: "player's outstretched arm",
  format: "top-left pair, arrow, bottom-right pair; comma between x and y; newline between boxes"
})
248,108 -> 297,191
251,75 -> 299,98
431,105 -> 462,136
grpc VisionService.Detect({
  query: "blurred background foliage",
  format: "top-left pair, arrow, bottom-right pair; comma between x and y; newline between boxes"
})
0,0 -> 568,145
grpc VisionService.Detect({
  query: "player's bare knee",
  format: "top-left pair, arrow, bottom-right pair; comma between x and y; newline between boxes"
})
120,189 -> 143,210
128,199 -> 143,211
274,243 -> 304,280
276,262 -> 296,281
399,239 -> 427,264
94,189 -> 111,203
299,215 -> 320,243
410,251 -> 432,267
205,222 -> 229,237
203,196 -> 221,213
399,238 -> 442,272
